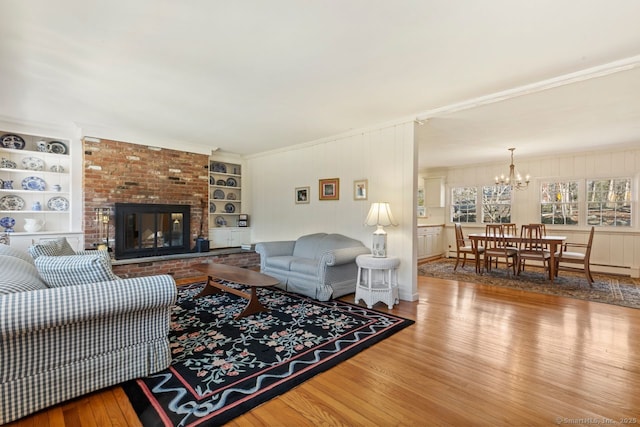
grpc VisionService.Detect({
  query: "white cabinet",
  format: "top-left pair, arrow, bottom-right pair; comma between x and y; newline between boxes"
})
425,177 -> 445,208
417,226 -> 443,259
417,231 -> 427,258
209,227 -> 251,249
0,131 -> 73,237
6,232 -> 84,253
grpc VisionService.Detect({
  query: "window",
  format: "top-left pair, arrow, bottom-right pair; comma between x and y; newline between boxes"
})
482,185 -> 511,223
451,187 -> 477,223
586,178 -> 632,226
417,187 -> 425,217
540,181 -> 579,225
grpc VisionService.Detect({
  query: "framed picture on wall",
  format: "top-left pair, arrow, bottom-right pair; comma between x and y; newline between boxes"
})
353,179 -> 368,200
295,186 -> 310,204
319,178 -> 339,200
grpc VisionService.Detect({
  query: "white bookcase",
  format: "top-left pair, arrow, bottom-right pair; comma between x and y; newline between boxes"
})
0,130 -> 73,238
208,155 -> 250,248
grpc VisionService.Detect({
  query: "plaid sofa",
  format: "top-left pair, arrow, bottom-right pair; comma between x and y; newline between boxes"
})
0,243 -> 177,424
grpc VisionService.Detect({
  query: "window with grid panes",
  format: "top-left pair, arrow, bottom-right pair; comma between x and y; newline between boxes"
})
540,181 -> 579,225
481,185 -> 511,223
450,187 -> 477,223
586,178 -> 632,226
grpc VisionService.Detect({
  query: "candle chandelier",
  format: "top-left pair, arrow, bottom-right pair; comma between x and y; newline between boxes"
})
494,148 -> 530,190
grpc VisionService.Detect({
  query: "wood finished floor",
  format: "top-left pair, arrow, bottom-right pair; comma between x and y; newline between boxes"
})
7,275 -> 640,426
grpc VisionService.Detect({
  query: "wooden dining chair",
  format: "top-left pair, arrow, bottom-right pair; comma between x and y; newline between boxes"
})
502,222 -> 519,253
502,223 -> 517,236
555,226 -> 595,286
454,223 -> 484,273
529,223 -> 548,249
483,224 -> 518,275
518,224 -> 551,278
529,223 -> 547,236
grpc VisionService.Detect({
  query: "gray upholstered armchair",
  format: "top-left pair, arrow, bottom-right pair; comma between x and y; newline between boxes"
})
255,233 -> 370,301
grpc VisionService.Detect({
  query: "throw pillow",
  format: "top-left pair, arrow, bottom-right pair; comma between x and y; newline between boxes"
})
0,243 -> 36,265
35,254 -> 120,288
76,249 -> 112,266
29,237 -> 77,259
0,255 -> 48,294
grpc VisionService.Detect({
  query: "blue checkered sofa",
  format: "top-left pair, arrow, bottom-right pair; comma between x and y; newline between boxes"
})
0,242 -> 177,424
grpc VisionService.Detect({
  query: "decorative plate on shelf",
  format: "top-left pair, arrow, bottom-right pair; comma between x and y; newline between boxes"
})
226,193 -> 236,200
1,134 -> 25,150
226,177 -> 237,187
36,141 -> 49,152
47,196 -> 69,211
210,202 -> 216,213
216,179 -> 226,186
215,216 -> 227,227
22,176 -> 46,191
48,141 -> 67,154
50,165 -> 64,173
0,195 -> 25,210
213,189 -> 225,199
225,203 -> 235,213
1,158 -> 17,169
0,216 -> 16,232
212,163 -> 227,173
209,176 -> 215,185
22,156 -> 45,171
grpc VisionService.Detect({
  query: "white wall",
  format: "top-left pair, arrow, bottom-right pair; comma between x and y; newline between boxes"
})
246,121 -> 419,301
440,146 -> 640,276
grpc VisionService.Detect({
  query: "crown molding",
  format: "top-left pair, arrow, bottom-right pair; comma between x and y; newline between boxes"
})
415,55 -> 640,121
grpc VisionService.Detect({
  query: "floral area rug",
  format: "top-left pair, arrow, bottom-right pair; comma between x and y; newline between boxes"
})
122,282 -> 413,426
419,258 -> 640,309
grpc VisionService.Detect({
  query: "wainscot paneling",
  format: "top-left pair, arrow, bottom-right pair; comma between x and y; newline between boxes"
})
246,121 -> 418,301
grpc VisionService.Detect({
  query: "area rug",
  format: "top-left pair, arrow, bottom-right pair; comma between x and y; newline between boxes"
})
419,258 -> 640,309
122,282 -> 413,426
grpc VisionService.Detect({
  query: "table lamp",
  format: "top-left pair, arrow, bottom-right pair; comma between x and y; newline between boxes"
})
364,202 -> 398,257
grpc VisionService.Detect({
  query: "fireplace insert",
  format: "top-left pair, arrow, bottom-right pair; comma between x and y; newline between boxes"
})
115,203 -> 191,259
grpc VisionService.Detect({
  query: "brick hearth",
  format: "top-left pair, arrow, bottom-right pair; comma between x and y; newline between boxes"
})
112,249 -> 260,280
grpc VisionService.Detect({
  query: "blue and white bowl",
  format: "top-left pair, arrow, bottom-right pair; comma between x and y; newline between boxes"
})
0,216 -> 16,232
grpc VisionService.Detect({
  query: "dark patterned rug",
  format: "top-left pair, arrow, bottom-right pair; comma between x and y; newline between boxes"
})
122,282 -> 413,426
419,258 -> 640,309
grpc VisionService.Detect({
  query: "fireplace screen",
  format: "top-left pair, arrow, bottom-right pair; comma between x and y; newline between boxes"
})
115,203 -> 191,259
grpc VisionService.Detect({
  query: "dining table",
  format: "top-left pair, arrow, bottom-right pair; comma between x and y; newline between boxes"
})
467,233 -> 567,282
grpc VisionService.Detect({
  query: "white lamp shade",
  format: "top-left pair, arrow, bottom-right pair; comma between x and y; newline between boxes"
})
364,202 -> 398,257
364,202 -> 398,227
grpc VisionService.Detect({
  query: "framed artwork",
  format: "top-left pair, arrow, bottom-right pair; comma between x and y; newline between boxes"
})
295,186 -> 310,204
319,178 -> 339,200
353,179 -> 368,200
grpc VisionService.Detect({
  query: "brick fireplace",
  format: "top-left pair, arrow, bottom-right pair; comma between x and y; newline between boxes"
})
82,138 -> 259,279
83,137 -> 210,249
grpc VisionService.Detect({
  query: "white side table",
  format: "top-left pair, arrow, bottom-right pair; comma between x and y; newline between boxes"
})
355,254 -> 400,309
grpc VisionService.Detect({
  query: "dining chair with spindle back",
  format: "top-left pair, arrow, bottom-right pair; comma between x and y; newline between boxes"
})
503,223 -> 517,236
483,224 -> 518,275
518,224 -> 551,278
454,223 -> 484,273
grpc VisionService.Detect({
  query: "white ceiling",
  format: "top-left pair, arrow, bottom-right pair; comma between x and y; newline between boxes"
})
2,0 -> 640,167
417,63 -> 640,168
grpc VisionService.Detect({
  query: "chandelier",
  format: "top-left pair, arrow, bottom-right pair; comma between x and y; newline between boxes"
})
494,148 -> 530,190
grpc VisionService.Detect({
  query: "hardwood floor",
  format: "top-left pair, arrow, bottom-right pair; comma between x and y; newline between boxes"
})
7,275 -> 640,426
